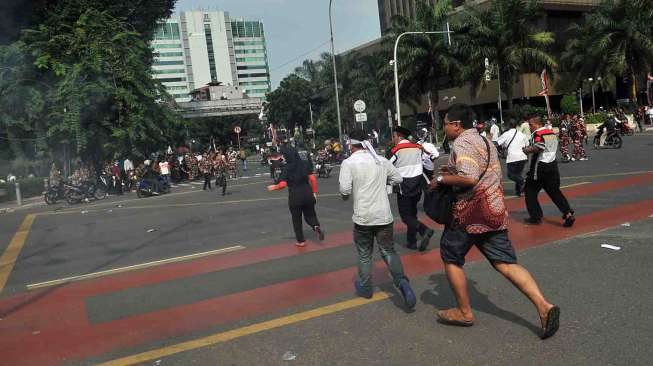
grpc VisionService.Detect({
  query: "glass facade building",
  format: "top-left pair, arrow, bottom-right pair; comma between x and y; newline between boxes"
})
150,12 -> 271,103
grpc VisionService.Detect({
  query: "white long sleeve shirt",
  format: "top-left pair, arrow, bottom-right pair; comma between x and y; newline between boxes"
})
496,129 -> 529,163
339,150 -> 403,226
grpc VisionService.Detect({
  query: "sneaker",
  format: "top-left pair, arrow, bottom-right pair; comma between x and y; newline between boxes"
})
563,213 -> 576,227
397,278 -> 416,310
355,280 -> 373,299
295,242 -> 306,247
419,229 -> 435,252
523,217 -> 543,225
570,157 -> 576,161
314,226 -> 325,241
579,157 -> 589,161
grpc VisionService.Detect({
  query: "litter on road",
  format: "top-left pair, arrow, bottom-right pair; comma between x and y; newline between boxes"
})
621,222 -> 631,227
282,351 -> 297,361
601,244 -> 621,251
147,229 -> 157,233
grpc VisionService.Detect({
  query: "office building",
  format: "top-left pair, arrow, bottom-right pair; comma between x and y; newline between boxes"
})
151,11 -> 271,103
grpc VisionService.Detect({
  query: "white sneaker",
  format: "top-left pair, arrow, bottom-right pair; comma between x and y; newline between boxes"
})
580,157 -> 588,161
570,157 -> 576,161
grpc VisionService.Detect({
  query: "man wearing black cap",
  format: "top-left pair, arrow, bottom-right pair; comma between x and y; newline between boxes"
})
388,126 -> 435,251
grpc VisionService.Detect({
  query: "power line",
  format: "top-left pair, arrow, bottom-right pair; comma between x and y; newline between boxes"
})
269,40 -> 331,72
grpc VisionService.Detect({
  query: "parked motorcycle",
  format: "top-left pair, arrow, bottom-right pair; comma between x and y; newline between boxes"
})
44,181 -> 67,205
136,176 -> 170,198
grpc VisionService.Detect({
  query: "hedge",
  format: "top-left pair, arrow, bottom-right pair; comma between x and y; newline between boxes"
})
0,177 -> 47,203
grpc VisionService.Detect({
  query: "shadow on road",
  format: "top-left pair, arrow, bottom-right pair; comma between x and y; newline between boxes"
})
420,273 -> 541,336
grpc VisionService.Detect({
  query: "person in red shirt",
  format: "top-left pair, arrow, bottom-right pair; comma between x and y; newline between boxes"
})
267,146 -> 324,247
111,161 -> 123,195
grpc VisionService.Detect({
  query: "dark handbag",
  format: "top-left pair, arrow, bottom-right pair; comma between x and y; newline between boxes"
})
423,136 -> 491,225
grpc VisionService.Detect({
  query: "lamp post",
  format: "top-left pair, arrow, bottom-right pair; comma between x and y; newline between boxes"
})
587,77 -> 601,113
392,30 -> 453,127
328,0 -> 343,145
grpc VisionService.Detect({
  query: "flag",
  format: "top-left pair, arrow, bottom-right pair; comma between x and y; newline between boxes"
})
539,69 -> 552,118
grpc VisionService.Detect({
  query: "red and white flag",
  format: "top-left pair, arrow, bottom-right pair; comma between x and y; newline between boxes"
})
539,69 -> 552,118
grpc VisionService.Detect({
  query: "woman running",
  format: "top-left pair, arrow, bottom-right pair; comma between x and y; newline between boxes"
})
267,146 -> 325,247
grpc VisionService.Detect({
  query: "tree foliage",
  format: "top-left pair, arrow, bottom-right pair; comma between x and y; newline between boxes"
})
0,0 -> 180,165
562,0 -> 653,101
454,0 -> 556,110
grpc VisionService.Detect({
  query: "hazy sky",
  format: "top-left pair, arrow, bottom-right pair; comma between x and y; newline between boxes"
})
174,0 -> 381,89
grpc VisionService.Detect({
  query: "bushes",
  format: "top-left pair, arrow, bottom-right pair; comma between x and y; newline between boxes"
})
560,95 -> 580,115
584,112 -> 607,125
0,177 -> 46,203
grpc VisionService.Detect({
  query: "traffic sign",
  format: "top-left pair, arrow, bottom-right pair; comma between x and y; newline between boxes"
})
354,100 -> 366,113
234,126 -> 242,134
355,113 -> 368,122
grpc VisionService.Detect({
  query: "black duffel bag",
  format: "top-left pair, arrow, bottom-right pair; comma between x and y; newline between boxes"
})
423,136 -> 491,225
423,185 -> 455,225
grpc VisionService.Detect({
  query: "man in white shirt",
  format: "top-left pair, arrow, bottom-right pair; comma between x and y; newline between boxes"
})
522,114 -> 575,227
497,120 -> 529,196
339,129 -> 416,309
123,158 -> 134,173
489,118 -> 501,145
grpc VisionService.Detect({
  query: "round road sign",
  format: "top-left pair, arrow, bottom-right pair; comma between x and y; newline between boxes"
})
234,126 -> 242,134
354,100 -> 366,113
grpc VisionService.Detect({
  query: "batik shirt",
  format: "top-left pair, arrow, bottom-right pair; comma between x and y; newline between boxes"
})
448,129 -> 508,234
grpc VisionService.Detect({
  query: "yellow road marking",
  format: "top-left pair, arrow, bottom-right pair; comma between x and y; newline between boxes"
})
96,292 -> 390,366
26,245 -> 246,290
0,214 -> 36,293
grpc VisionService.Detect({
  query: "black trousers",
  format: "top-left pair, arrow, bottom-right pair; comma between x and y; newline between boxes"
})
289,201 -> 320,243
525,162 -> 573,220
203,173 -> 212,190
397,192 -> 428,245
506,160 -> 526,195
215,173 -> 227,195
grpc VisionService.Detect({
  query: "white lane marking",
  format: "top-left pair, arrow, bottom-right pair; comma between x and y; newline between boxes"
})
26,245 -> 246,290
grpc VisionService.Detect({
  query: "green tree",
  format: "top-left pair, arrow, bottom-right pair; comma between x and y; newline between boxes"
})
560,95 -> 580,115
562,0 -> 653,102
383,1 -> 460,118
265,74 -> 313,132
455,0 -> 556,110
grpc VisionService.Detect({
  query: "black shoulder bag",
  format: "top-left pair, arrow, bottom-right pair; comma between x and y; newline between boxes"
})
423,137 -> 491,225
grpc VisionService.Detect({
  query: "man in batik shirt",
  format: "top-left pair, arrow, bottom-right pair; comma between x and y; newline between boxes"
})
429,104 -> 560,340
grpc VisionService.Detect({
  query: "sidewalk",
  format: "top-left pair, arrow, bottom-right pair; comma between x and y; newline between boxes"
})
0,195 -> 44,213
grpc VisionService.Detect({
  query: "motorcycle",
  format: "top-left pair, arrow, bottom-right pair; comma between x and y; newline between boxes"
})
136,175 -> 170,198
44,181 -> 67,205
617,121 -> 635,136
593,129 -> 623,149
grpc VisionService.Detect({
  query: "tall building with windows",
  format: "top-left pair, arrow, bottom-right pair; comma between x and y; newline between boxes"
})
231,20 -> 272,99
151,11 -> 271,103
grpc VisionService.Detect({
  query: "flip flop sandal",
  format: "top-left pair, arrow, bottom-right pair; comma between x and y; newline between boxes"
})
541,305 -> 560,339
437,310 -> 474,327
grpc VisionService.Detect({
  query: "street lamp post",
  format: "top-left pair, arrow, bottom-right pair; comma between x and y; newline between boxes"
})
328,0 -> 343,146
587,77 -> 601,113
392,30 -> 453,127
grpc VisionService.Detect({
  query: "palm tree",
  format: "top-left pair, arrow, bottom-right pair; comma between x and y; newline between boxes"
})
562,0 -> 653,102
383,0 -> 460,120
455,0 -> 556,110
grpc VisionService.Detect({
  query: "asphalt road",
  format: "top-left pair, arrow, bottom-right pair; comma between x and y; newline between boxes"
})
1,132 -> 652,366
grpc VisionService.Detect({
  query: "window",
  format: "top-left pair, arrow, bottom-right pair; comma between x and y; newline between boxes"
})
156,52 -> 184,57
233,40 -> 265,46
239,81 -> 270,86
152,44 -> 182,49
235,49 -> 265,55
154,23 -> 181,40
164,86 -> 188,91
153,69 -> 186,74
157,77 -> 187,82
245,88 -> 270,95
236,57 -> 266,63
204,23 -> 218,82
153,60 -> 184,66
239,73 -> 269,78
237,65 -> 267,70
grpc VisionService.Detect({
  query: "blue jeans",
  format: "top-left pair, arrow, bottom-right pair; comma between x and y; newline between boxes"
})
354,223 -> 407,292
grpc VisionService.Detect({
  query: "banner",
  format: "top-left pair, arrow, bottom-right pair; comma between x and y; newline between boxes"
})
538,69 -> 552,119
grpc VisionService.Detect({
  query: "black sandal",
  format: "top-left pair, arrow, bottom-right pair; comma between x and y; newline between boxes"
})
541,305 -> 560,339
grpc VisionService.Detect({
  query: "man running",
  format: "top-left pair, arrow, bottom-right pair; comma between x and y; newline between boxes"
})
522,114 -> 576,227
388,126 -> 434,251
339,129 -> 416,309
430,104 -> 560,339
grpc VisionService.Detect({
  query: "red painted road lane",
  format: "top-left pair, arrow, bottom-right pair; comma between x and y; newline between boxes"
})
9,171 -> 652,305
2,198 -> 653,366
